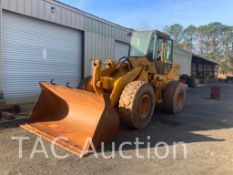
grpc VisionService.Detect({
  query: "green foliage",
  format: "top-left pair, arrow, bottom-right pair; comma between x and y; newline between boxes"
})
164,23 -> 233,72
164,24 -> 183,45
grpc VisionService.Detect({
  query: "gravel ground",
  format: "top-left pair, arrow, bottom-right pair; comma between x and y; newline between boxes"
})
0,82 -> 233,175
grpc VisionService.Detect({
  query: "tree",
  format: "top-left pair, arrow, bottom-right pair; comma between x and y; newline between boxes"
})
163,23 -> 233,73
164,24 -> 183,46
183,25 -> 197,51
197,25 -> 210,55
220,26 -> 233,72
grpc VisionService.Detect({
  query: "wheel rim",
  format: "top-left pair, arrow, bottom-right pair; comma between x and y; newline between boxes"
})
177,91 -> 184,110
139,94 -> 151,119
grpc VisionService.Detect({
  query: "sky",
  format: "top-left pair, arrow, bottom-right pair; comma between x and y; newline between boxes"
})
59,0 -> 233,30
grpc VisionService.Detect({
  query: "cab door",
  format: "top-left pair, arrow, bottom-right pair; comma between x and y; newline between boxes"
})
155,38 -> 173,75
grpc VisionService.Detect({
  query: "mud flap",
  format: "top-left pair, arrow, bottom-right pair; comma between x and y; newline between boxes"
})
21,82 -> 120,156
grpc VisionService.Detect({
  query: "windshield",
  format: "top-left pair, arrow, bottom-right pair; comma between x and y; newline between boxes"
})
130,31 -> 152,57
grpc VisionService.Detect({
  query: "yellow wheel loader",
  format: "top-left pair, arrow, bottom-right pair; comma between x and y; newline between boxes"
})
22,30 -> 186,156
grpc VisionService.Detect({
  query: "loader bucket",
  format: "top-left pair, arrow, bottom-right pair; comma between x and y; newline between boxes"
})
21,82 -> 120,156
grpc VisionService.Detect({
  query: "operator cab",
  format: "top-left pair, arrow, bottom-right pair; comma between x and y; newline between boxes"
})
129,30 -> 173,74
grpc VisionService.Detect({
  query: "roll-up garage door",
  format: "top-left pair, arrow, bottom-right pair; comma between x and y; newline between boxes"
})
2,12 -> 82,103
114,41 -> 129,60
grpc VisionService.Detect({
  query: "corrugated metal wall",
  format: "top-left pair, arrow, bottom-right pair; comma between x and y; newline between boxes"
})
114,41 -> 129,59
0,2 -> 2,98
2,11 -> 82,103
0,0 -> 131,82
1,0 -> 85,29
173,48 -> 192,76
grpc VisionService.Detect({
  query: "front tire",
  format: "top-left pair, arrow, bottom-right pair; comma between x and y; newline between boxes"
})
118,81 -> 155,129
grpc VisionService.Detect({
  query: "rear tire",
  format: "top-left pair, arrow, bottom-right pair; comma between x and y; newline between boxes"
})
163,81 -> 186,114
118,81 -> 155,129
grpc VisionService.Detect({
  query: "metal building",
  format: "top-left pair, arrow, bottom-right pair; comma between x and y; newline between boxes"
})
173,47 -> 192,76
173,47 -> 218,82
191,54 -> 218,82
0,0 -> 130,103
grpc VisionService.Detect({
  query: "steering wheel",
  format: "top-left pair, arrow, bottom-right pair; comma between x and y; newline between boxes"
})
117,56 -> 133,68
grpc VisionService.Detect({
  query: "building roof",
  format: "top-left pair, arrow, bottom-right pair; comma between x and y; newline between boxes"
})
192,54 -> 219,65
51,0 -> 130,31
175,47 -> 219,65
174,47 -> 193,55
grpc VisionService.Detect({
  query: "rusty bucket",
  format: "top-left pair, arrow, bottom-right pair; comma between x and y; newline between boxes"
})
21,82 -> 119,156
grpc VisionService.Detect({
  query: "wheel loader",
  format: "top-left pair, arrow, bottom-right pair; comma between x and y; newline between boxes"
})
22,30 -> 186,156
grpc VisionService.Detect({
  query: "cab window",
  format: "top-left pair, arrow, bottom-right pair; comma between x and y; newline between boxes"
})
155,39 -> 163,61
165,40 -> 173,62
147,34 -> 157,61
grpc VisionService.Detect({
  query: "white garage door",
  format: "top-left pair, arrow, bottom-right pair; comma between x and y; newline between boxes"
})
2,12 -> 82,103
114,41 -> 129,60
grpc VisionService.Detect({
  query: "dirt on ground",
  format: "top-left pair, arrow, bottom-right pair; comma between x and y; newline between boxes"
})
0,82 -> 233,175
